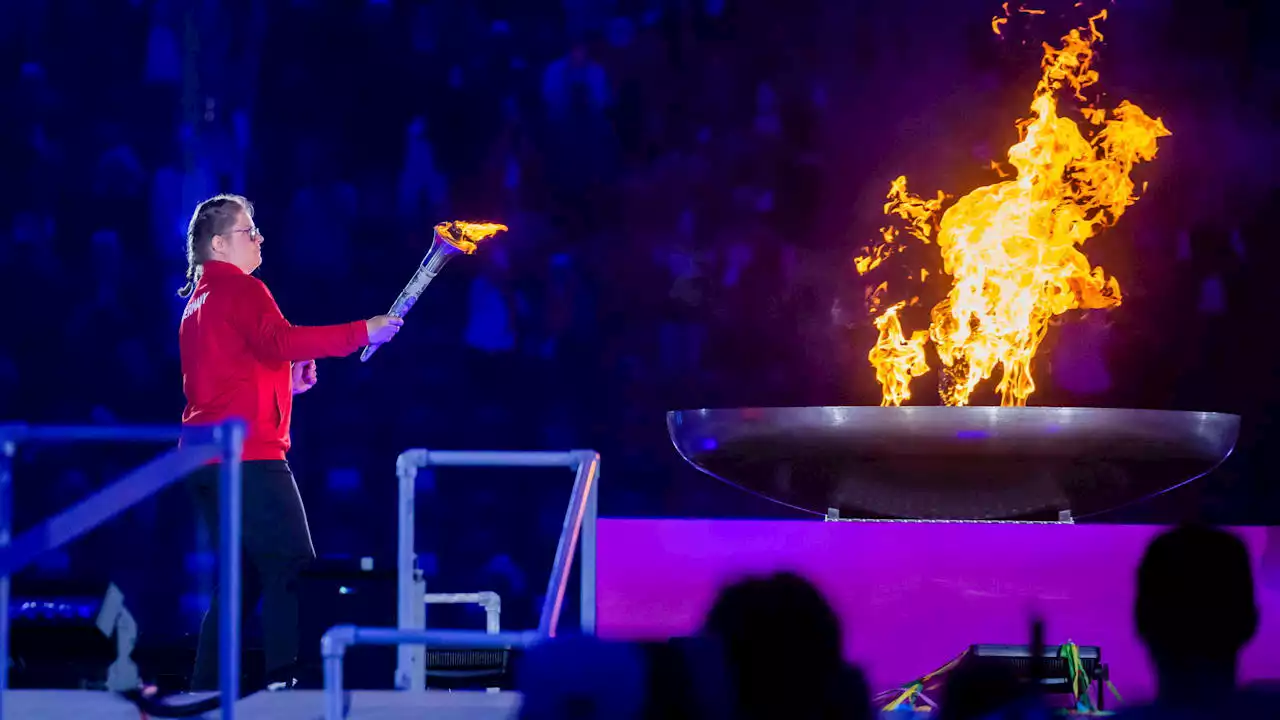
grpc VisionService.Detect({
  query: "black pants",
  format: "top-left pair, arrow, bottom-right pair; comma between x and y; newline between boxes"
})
187,460 -> 316,689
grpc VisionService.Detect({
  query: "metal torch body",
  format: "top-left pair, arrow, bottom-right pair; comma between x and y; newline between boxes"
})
359,236 -> 464,362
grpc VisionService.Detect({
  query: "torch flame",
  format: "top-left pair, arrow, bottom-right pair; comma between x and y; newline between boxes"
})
435,221 -> 509,254
858,10 -> 1170,407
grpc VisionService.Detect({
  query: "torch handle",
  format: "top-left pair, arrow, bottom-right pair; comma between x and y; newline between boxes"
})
360,264 -> 441,363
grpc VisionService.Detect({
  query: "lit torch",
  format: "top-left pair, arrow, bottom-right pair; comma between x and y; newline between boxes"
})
360,221 -> 508,362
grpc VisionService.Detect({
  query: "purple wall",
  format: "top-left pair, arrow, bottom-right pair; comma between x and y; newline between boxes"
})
596,519 -> 1280,705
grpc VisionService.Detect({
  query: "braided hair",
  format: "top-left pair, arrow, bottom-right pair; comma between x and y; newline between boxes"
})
177,194 -> 254,298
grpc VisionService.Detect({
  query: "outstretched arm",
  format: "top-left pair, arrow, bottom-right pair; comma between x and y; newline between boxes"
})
229,276 -> 369,363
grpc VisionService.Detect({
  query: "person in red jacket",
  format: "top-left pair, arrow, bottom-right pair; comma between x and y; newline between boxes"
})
177,193 -> 403,689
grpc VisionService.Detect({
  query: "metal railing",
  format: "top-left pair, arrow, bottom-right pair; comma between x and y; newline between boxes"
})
424,591 -> 504,693
424,592 -> 502,635
320,449 -> 600,720
0,420 -> 245,720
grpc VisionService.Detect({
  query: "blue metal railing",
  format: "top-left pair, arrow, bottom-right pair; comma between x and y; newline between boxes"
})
318,449 -> 599,719
0,420 -> 245,720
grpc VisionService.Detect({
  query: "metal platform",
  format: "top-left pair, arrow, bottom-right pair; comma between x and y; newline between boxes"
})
667,406 -> 1240,520
3,690 -> 1036,719
4,690 -> 521,720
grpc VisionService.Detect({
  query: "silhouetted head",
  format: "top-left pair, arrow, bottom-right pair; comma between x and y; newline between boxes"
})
705,571 -> 842,664
1136,525 -> 1258,667
178,194 -> 262,297
704,572 -> 866,719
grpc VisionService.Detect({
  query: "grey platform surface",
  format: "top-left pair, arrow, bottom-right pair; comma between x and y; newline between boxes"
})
3,689 -> 521,720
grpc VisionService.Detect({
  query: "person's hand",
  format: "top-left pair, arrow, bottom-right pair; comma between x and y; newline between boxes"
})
366,315 -> 405,345
291,360 -> 318,395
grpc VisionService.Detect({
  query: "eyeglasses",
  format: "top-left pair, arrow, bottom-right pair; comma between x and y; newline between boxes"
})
232,227 -> 264,240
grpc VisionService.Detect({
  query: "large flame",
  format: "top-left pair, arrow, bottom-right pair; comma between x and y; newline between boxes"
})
436,221 -> 509,254
858,10 -> 1170,407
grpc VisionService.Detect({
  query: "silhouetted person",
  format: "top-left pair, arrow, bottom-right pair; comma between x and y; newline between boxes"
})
703,572 -> 871,720
516,634 -> 736,720
1119,525 -> 1274,719
517,635 -> 648,720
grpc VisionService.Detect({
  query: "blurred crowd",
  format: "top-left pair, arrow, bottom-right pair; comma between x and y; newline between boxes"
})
0,0 -> 849,639
1,0 -> 1277,658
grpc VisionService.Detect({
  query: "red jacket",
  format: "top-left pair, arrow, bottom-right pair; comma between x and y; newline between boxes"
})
180,260 -> 368,461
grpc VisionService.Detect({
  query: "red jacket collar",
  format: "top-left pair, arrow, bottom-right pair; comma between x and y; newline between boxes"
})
202,260 -> 246,278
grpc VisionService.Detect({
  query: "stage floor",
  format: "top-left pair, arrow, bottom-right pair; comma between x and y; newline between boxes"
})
4,689 -> 521,719
1,690 -> 1007,718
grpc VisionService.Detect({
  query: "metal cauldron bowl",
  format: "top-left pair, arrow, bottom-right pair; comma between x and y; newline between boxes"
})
666,406 -> 1239,520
